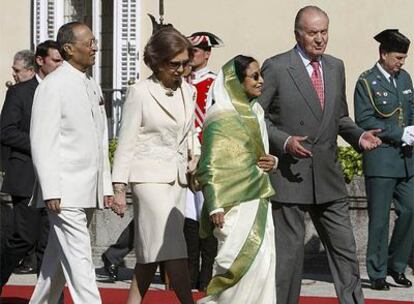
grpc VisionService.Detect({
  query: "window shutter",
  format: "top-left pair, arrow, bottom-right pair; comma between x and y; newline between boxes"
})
113,0 -> 141,136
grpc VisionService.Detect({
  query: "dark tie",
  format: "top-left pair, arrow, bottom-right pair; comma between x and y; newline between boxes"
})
310,61 -> 324,110
389,75 -> 396,88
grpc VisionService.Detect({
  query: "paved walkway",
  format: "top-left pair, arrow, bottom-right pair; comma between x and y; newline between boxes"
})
6,267 -> 414,302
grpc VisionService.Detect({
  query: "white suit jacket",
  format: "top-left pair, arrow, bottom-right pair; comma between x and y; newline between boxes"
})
30,61 -> 113,208
112,76 -> 197,185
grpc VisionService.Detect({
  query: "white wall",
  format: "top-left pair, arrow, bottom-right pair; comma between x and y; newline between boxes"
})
141,0 -> 414,126
0,1 -> 31,108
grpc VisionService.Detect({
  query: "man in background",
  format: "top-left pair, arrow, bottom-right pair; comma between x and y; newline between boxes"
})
11,50 -> 36,84
0,42 -> 62,292
184,31 -> 222,291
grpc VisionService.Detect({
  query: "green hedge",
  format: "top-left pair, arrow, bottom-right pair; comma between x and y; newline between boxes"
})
337,146 -> 363,183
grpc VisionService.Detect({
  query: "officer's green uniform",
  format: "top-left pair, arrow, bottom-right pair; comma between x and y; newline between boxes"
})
354,64 -> 414,280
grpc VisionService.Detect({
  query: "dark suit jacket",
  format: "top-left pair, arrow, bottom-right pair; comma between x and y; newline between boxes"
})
354,64 -> 414,178
0,76 -> 38,197
259,48 -> 363,205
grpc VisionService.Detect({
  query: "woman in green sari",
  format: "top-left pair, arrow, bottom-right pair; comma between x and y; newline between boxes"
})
197,55 -> 277,304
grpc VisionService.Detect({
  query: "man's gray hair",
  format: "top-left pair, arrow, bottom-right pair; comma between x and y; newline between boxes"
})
294,6 -> 329,32
14,50 -> 36,70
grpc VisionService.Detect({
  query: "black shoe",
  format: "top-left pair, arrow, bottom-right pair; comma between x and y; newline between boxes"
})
387,269 -> 412,287
371,278 -> 390,290
13,263 -> 35,275
101,254 -> 119,282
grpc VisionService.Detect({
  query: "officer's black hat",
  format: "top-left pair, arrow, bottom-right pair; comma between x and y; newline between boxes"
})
374,29 -> 410,53
187,32 -> 224,50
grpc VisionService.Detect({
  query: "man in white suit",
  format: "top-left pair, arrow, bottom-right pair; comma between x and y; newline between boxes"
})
29,22 -> 113,303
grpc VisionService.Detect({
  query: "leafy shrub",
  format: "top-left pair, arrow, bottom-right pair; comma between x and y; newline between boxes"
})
338,146 -> 362,183
108,138 -> 118,168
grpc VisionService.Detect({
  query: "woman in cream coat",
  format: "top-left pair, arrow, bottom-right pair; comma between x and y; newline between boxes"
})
111,27 -> 197,304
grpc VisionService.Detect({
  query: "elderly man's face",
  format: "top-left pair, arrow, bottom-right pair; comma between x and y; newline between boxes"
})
381,51 -> 407,75
67,25 -> 98,72
12,59 -> 35,83
295,10 -> 329,60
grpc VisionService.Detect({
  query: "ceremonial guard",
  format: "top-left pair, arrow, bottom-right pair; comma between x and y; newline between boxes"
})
354,29 -> 414,291
184,31 -> 223,291
187,32 -> 223,141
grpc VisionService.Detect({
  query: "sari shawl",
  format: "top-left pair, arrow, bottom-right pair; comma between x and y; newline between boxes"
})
197,58 -> 275,295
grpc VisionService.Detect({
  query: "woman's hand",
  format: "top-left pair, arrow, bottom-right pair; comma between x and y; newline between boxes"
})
187,153 -> 199,173
112,183 -> 127,217
258,154 -> 277,172
210,212 -> 225,229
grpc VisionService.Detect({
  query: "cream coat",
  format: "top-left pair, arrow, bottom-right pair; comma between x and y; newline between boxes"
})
30,61 -> 113,208
112,76 -> 197,184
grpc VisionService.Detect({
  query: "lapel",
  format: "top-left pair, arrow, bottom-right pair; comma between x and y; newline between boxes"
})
29,76 -> 39,91
27,77 -> 39,105
179,81 -> 196,145
315,55 -> 336,141
287,49 -> 323,121
147,76 -> 178,123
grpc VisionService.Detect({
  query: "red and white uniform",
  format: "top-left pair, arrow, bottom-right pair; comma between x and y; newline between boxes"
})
185,67 -> 215,221
188,67 -> 216,143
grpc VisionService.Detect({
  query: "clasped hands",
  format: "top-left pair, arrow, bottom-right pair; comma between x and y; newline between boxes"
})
111,183 -> 127,217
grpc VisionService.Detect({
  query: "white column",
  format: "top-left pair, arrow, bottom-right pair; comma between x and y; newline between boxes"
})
112,0 -> 141,137
92,0 -> 101,83
32,0 -> 49,46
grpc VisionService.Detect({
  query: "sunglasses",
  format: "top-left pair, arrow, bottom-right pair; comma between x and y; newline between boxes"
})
245,72 -> 262,81
167,59 -> 190,71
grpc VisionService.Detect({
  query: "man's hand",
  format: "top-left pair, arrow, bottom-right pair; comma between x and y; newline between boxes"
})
45,199 -> 61,213
112,183 -> 127,217
258,154 -> 277,172
104,195 -> 114,208
286,136 -> 312,158
210,212 -> 225,229
360,129 -> 382,151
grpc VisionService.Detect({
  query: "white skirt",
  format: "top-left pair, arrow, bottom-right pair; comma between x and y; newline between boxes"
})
131,181 -> 188,263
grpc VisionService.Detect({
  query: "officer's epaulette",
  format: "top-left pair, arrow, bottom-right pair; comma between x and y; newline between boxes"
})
358,68 -> 373,80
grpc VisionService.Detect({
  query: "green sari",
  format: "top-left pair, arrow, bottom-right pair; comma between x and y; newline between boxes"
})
197,58 -> 275,297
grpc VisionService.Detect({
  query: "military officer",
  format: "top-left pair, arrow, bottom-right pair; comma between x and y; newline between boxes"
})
184,31 -> 223,291
354,29 -> 414,291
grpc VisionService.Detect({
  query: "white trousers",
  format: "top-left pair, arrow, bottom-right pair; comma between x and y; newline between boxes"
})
29,208 -> 101,304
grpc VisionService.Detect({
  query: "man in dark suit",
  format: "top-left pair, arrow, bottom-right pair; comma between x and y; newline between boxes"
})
0,41 -> 62,291
2,49 -> 37,275
101,219 -> 135,282
354,29 -> 414,290
259,6 -> 381,304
